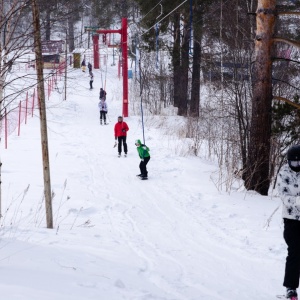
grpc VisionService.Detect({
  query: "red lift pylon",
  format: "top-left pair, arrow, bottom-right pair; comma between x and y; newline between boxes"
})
85,18 -> 128,117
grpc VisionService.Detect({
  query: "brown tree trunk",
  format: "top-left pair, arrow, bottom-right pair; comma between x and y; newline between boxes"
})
32,0 -> 53,228
45,8 -> 51,40
245,0 -> 276,195
190,39 -> 200,117
173,12 -> 181,108
178,18 -> 190,117
68,16 -> 75,53
190,1 -> 201,118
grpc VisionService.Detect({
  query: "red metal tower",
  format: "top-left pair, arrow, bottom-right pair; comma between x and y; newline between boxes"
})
86,18 -> 128,117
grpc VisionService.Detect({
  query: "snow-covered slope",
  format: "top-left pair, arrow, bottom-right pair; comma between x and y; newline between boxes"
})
0,62 -> 285,300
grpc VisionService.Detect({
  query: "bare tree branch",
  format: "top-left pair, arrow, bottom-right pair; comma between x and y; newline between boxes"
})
273,37 -> 300,49
273,95 -> 300,110
278,12 -> 300,16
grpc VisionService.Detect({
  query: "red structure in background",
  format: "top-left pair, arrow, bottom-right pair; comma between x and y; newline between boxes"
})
92,34 -> 100,69
88,18 -> 128,117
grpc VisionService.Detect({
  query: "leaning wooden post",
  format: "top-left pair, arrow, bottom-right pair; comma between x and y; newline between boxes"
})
31,0 -> 53,228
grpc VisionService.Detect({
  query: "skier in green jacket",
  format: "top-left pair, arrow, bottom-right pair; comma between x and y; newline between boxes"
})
135,139 -> 150,180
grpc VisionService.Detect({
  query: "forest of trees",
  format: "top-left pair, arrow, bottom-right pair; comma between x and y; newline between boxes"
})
1,0 -> 300,198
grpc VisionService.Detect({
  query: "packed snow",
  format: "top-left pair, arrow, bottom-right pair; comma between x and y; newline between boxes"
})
0,55 -> 287,300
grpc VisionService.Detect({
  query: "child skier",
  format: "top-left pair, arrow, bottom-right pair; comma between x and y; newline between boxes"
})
89,71 -> 94,89
135,139 -> 150,180
277,144 -> 300,300
98,98 -> 108,125
88,62 -> 92,73
99,88 -> 107,100
81,59 -> 86,72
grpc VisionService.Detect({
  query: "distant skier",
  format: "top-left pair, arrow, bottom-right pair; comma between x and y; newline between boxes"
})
98,98 -> 108,125
88,62 -> 92,73
81,59 -> 86,72
99,88 -> 106,100
89,71 -> 94,89
277,144 -> 300,300
114,116 -> 129,157
135,139 -> 150,180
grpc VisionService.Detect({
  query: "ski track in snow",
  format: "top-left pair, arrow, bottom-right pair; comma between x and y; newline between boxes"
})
0,68 -> 285,300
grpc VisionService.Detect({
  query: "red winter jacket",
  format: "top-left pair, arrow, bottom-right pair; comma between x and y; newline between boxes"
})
114,121 -> 129,138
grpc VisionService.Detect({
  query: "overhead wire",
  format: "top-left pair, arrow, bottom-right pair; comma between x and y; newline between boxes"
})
142,0 -> 163,21
137,0 -> 188,145
140,0 -> 188,37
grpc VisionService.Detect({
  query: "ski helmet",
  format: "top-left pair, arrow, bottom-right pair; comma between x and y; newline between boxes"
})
287,145 -> 300,161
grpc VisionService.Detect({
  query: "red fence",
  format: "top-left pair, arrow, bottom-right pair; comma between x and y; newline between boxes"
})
0,62 -> 66,149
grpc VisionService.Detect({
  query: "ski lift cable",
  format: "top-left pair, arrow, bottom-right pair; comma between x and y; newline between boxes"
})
104,46 -> 108,91
189,0 -> 193,54
140,0 -> 188,37
138,55 -> 146,145
155,4 -> 163,69
142,0 -> 163,21
156,4 -> 163,20
100,66 -> 103,88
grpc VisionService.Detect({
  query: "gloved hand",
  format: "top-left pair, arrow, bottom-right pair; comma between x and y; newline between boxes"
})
141,159 -> 144,162
122,129 -> 126,132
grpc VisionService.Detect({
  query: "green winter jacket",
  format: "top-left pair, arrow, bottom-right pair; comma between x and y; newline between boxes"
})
136,139 -> 150,159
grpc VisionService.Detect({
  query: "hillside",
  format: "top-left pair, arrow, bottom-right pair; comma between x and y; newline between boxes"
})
0,60 -> 286,300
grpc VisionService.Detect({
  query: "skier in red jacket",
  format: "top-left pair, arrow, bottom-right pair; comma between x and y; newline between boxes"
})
114,116 -> 129,157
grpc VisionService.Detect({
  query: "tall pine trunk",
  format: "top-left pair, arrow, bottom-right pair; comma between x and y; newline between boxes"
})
190,39 -> 200,117
190,1 -> 201,118
68,16 -> 75,52
173,12 -> 181,108
178,19 -> 190,116
245,0 -> 276,195
45,8 -> 51,40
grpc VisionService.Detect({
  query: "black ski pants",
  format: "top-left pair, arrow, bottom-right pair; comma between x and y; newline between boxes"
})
100,111 -> 106,122
283,218 -> 300,289
117,136 -> 127,154
139,156 -> 150,177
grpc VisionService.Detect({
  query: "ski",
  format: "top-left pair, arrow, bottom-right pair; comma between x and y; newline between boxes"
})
277,295 -> 298,300
136,174 -> 148,180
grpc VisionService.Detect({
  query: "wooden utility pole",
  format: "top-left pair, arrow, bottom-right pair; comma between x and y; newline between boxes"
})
31,0 -> 53,228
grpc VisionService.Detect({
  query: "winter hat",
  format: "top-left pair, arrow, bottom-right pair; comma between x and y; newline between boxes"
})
287,145 -> 300,172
